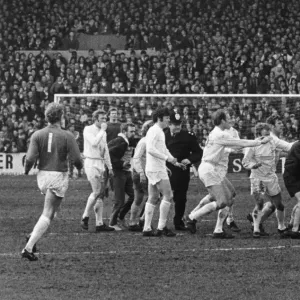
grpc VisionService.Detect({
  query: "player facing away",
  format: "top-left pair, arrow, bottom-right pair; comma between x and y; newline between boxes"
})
242,123 -> 289,238
189,108 -> 241,232
22,103 -> 83,261
143,107 -> 184,237
130,120 -> 154,231
186,109 -> 271,238
246,115 -> 294,232
81,109 -> 115,232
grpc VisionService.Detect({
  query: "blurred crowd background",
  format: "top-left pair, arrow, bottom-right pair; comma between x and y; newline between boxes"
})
0,0 -> 300,152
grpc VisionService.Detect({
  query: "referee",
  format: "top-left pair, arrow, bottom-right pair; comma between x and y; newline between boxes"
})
165,111 -> 203,230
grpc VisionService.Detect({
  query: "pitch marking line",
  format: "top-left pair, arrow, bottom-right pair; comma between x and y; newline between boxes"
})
0,244 -> 299,258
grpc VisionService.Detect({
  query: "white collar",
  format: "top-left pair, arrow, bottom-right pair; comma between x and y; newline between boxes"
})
118,133 -> 129,144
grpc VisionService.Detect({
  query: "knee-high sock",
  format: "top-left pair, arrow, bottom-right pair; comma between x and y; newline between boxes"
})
189,202 -> 217,221
260,202 -> 275,224
227,204 -> 234,224
94,199 -> 104,226
252,208 -> 263,232
275,209 -> 286,230
191,195 -> 212,214
214,207 -> 230,233
292,204 -> 300,232
130,202 -> 140,225
82,193 -> 96,219
25,215 -> 50,252
157,200 -> 171,230
143,202 -> 156,231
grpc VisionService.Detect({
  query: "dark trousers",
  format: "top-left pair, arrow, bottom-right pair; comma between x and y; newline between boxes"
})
168,164 -> 190,226
109,170 -> 134,226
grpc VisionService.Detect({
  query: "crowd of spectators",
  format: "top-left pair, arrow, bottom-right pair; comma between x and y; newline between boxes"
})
1,0 -> 300,152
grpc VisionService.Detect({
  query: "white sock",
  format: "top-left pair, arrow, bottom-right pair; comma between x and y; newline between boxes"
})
130,202 -> 140,225
143,202 -> 156,231
252,209 -> 263,232
189,202 -> 217,221
157,200 -> 171,230
94,199 -> 104,226
191,195 -> 211,214
292,204 -> 300,232
82,193 -> 96,219
275,209 -> 286,230
289,206 -> 296,226
227,204 -> 234,225
25,215 -> 50,252
214,207 -> 230,233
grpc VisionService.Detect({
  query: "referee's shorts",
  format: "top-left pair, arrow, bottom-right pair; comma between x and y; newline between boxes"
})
283,171 -> 300,198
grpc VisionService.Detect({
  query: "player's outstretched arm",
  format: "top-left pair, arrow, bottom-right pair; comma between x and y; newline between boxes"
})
24,132 -> 39,174
216,136 -> 271,148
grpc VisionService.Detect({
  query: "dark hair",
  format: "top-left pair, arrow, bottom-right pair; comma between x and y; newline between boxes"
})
152,107 -> 170,123
213,109 -> 227,126
92,109 -> 106,122
45,103 -> 64,124
266,115 -> 281,126
108,107 -> 118,116
121,122 -> 135,133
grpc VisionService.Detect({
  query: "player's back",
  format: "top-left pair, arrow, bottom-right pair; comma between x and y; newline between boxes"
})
29,125 -> 82,172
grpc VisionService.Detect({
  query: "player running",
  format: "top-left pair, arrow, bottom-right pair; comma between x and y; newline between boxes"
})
81,109 -> 115,232
22,103 -> 83,261
186,109 -> 271,238
189,108 -> 241,232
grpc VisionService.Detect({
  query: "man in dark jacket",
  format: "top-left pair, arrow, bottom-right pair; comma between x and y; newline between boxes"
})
165,111 -> 203,230
108,122 -> 136,230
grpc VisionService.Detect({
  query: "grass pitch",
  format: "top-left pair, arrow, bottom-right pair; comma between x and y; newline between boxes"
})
0,174 -> 299,300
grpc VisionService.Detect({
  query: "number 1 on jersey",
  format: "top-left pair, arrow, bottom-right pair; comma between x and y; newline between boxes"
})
47,133 -> 53,153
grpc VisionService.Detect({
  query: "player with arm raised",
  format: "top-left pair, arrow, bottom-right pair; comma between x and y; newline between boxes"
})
22,103 -> 83,261
186,109 -> 271,238
80,109 -> 115,232
243,123 -> 289,238
190,108 -> 242,232
143,108 -> 184,237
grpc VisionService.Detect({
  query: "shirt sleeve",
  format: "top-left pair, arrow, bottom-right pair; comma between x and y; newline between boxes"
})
24,132 -> 39,174
83,127 -> 106,147
104,143 -> 112,170
242,147 -> 258,169
214,132 -> 261,148
133,140 -> 146,174
273,135 -> 294,152
146,129 -> 173,161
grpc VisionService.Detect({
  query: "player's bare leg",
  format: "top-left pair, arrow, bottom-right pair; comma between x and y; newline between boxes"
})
283,192 -> 300,239
251,192 -> 265,238
22,189 -> 62,261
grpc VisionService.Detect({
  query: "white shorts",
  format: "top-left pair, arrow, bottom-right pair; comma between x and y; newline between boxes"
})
84,158 -> 105,182
37,170 -> 69,198
198,162 -> 226,187
250,176 -> 281,197
146,170 -> 169,185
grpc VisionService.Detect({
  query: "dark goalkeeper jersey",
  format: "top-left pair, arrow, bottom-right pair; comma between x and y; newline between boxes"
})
25,124 -> 83,173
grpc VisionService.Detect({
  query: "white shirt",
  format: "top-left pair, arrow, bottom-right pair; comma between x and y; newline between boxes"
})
83,124 -> 112,169
132,137 -> 146,174
145,123 -> 174,173
218,127 -> 240,172
202,126 -> 261,166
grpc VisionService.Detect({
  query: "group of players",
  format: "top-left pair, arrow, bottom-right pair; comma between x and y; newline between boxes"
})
21,102 -> 300,261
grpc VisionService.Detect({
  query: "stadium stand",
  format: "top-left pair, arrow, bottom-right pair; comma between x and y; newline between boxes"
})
0,0 -> 300,152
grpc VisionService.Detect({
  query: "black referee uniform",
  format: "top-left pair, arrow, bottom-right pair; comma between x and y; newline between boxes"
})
165,112 -> 203,230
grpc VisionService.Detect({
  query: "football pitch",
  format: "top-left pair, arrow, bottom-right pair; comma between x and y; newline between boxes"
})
1,174 -> 300,300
